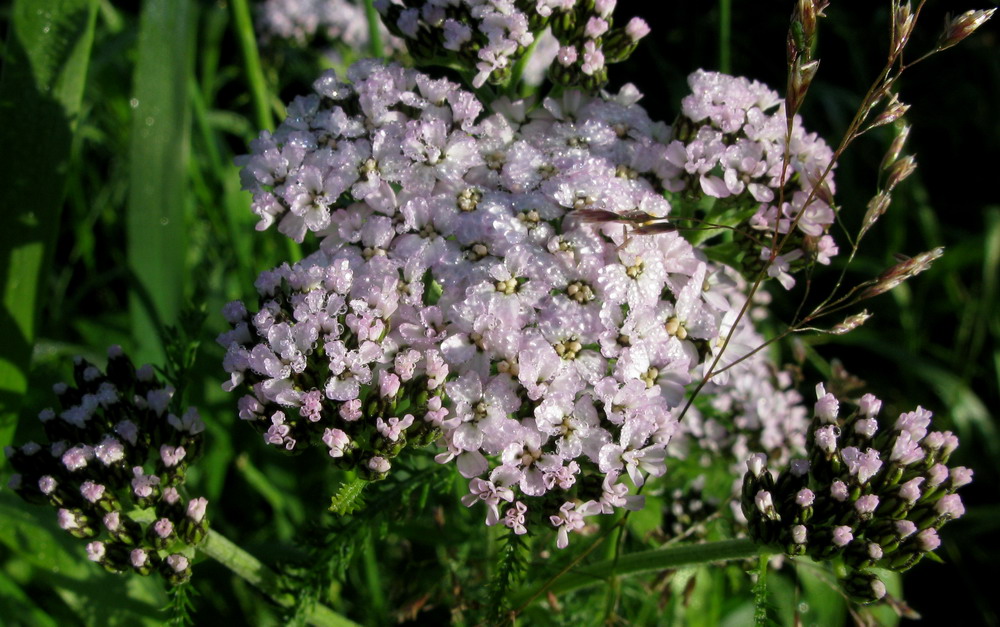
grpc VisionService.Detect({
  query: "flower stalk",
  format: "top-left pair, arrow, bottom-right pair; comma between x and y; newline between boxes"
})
512,538 -> 766,609
199,529 -> 359,627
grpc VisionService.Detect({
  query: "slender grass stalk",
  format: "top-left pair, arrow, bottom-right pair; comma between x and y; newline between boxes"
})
229,0 -> 273,132
719,0 -> 732,73
364,0 -> 384,59
506,34 -> 542,98
512,538 -> 765,609
361,533 -> 387,622
199,530 -> 360,627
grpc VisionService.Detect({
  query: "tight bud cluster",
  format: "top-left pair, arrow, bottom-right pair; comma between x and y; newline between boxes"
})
374,0 -> 649,89
6,347 -> 209,586
741,385 -> 971,604
667,70 -> 838,289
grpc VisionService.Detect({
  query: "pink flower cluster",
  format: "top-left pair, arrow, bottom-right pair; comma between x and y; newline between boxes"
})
228,61 -> 792,545
667,70 -> 839,288
374,0 -> 649,88
6,346 -> 209,584
258,0 -> 401,52
743,386 -> 972,601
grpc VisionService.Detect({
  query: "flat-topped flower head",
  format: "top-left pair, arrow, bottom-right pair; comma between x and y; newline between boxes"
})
5,346 -> 209,585
233,60 -> 800,546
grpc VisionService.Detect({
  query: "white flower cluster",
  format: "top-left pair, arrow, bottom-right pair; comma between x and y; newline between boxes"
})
667,70 -> 839,288
375,0 -> 649,88
227,60 -> 800,545
257,0 -> 401,53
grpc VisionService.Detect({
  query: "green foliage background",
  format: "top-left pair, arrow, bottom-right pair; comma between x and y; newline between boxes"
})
0,0 -> 996,624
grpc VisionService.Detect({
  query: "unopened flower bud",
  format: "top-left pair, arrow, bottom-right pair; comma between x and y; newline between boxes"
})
625,17 -> 650,42
86,540 -> 106,563
814,425 -> 839,455
755,489 -> 779,520
796,488 -> 815,508
949,467 -> 974,489
162,553 -> 192,586
935,494 -> 965,520
843,570 -> 887,604
855,494 -> 879,519
746,453 -> 767,478
898,477 -> 923,504
832,525 -> 854,547
791,524 -> 808,544
814,384 -> 839,422
130,548 -> 156,576
917,527 -> 940,551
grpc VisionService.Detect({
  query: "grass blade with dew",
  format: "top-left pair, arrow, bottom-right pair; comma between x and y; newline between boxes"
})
0,0 -> 99,452
126,0 -> 193,365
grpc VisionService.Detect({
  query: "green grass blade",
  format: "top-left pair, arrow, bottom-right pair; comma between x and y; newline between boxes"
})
718,0 -> 732,73
0,0 -> 99,451
513,538 -> 763,608
127,0 -> 193,364
364,0 -> 385,59
229,0 -> 274,132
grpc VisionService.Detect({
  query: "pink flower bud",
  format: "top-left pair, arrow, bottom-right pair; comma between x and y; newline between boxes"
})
832,525 -> 853,547
86,541 -> 106,562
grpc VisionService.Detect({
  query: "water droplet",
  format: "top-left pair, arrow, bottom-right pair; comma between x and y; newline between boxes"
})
797,602 -> 809,614
129,98 -> 139,109
145,117 -> 155,127
42,25 -> 51,34
160,217 -> 170,226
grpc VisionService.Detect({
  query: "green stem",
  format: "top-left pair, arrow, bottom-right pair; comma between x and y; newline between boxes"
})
229,0 -> 273,131
506,34 -> 542,98
361,533 -> 387,622
364,0 -> 384,59
719,0 -> 732,73
512,538 -> 765,609
199,530 -> 360,627
752,554 -> 770,626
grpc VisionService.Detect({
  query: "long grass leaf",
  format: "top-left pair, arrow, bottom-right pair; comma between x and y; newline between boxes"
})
127,0 -> 193,364
0,0 -> 99,451
229,0 -> 274,132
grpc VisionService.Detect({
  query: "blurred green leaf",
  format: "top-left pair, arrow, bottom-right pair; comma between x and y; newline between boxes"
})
127,0 -> 193,365
0,492 -> 166,625
0,0 -> 99,452
0,567 -> 60,627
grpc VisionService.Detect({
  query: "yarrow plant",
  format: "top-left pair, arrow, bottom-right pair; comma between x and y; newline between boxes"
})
4,0 -> 995,625
742,386 -> 972,603
6,347 -> 208,586
375,0 -> 650,89
256,0 -> 404,57
226,58 -> 819,544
